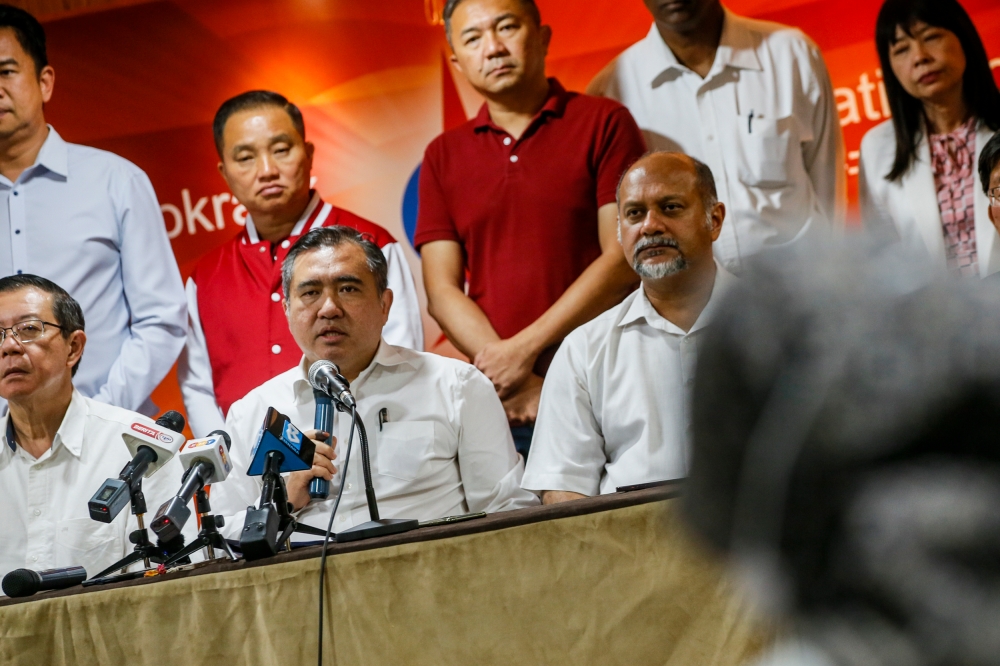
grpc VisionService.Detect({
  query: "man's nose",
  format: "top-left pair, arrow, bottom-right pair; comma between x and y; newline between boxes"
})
316,294 -> 343,319
0,331 -> 23,355
258,154 -> 279,180
483,30 -> 508,57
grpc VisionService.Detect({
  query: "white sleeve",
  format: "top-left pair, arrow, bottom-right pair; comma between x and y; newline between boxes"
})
210,397 -> 267,541
177,278 -> 226,438
455,366 -> 540,512
380,242 -> 425,351
800,41 -> 846,227
521,336 -> 607,496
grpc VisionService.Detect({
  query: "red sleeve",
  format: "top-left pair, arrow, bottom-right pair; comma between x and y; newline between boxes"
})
414,140 -> 461,250
594,106 -> 647,207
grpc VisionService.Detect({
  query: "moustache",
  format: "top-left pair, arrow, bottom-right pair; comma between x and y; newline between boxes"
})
633,236 -> 679,260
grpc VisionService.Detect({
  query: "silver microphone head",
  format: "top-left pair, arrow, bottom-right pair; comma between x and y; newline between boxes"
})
308,360 -> 340,392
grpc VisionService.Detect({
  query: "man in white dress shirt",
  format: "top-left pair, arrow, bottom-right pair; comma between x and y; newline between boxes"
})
522,152 -> 735,503
0,275 -> 190,582
0,6 -> 185,415
590,0 -> 844,274
212,226 -> 537,541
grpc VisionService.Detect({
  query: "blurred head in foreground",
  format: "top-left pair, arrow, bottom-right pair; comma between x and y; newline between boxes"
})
684,239 -> 1000,665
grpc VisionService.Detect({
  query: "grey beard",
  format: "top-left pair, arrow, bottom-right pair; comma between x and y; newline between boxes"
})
634,254 -> 688,278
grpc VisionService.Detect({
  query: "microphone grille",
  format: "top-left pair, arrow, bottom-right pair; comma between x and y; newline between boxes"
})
2,568 -> 41,598
156,410 -> 186,434
308,360 -> 339,391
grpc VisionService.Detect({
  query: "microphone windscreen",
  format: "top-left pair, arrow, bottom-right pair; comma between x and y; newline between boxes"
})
2,569 -> 41,598
156,410 -> 186,434
308,360 -> 339,392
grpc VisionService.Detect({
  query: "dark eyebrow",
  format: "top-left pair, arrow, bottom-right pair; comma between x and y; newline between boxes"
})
0,58 -> 18,67
269,133 -> 295,146
460,12 -> 518,37
294,276 -> 364,291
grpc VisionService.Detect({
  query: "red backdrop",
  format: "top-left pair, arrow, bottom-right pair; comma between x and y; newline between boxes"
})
38,0 -> 1000,425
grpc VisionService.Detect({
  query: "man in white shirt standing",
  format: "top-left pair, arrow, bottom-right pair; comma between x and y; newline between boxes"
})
0,275 -> 190,582
590,0 -> 844,274
212,226 -> 537,541
0,6 -> 185,414
522,152 -> 735,503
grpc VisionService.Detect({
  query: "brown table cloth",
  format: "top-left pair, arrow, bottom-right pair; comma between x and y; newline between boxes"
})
0,487 -> 769,665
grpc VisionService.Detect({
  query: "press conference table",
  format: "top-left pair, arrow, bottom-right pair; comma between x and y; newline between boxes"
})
0,484 -> 769,665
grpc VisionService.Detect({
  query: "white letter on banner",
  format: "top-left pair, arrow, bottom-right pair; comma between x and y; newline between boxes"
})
162,203 -> 183,239
182,188 -> 215,235
212,193 -> 230,230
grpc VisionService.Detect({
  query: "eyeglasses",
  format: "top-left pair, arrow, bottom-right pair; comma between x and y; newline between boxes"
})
0,320 -> 63,345
990,186 -> 1000,207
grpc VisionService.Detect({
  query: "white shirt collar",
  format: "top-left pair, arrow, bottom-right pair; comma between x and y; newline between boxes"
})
1,389 -> 88,460
641,10 -> 763,88
290,339 -> 419,402
244,190 -> 321,244
619,261 -> 736,335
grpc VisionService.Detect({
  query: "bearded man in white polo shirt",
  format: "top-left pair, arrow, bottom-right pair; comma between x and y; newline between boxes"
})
522,152 -> 735,504
0,275 -> 191,581
590,0 -> 844,274
212,226 -> 537,541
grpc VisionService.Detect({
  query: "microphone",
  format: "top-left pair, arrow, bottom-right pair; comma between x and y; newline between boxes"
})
3,566 -> 87,598
88,411 -> 187,523
246,407 -> 316,476
309,360 -> 356,409
150,430 -> 233,543
309,390 -> 334,500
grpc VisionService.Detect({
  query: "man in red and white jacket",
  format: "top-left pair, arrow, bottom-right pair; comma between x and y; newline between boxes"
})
179,91 -> 423,436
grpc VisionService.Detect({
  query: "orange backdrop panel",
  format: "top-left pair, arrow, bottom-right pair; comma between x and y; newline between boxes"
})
38,0 -> 1000,424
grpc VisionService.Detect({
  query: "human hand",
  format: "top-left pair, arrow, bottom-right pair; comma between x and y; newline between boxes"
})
501,374 -> 544,426
474,336 -> 539,399
286,429 -> 338,511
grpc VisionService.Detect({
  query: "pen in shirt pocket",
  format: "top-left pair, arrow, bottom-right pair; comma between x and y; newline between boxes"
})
748,109 -> 755,134
379,407 -> 388,431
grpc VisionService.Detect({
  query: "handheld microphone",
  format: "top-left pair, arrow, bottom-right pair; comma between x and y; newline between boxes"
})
309,360 -> 356,409
246,407 -> 316,476
309,390 -> 334,500
3,566 -> 87,598
151,430 -> 232,543
89,411 -> 187,523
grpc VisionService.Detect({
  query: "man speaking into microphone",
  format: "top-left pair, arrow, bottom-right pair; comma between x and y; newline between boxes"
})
212,227 -> 537,541
0,275 -> 192,583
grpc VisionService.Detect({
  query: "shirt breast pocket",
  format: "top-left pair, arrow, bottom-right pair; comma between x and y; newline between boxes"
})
737,116 -> 795,189
54,518 -> 124,576
377,421 -> 436,482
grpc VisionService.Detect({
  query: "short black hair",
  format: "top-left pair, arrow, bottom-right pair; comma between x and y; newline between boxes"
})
0,274 -> 85,376
282,226 -> 389,299
979,132 -> 1000,196
212,90 -> 305,158
0,4 -> 47,76
443,0 -> 541,43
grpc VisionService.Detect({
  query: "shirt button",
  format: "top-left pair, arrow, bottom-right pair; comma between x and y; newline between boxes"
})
281,240 -> 291,249
347,483 -> 352,490
259,246 -> 266,253
503,137 -> 512,146
16,270 -> 21,274
271,344 -> 282,354
271,292 -> 281,302
510,155 -> 519,163
33,509 -> 40,516
339,515 -> 347,522
12,190 -> 18,196
14,229 -> 20,234
706,135 -> 714,141
31,555 -> 37,562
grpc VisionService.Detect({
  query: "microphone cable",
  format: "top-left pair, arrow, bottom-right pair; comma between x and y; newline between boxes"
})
317,404 -> 357,666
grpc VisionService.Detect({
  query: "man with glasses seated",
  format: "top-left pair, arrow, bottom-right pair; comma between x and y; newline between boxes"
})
981,132 -> 1000,286
0,274 -> 191,583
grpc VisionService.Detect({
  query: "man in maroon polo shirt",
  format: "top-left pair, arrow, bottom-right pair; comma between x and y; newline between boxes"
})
178,91 -> 423,437
415,0 -> 646,457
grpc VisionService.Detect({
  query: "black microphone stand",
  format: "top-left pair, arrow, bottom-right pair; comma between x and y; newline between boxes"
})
240,450 -> 299,560
163,487 -> 236,567
334,413 -> 418,542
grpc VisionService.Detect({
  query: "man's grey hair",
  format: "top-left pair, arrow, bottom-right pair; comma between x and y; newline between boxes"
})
281,226 -> 388,300
443,0 -> 541,44
616,151 -> 719,217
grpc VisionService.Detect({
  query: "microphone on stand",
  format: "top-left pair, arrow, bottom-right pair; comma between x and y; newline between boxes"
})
307,360 -> 418,542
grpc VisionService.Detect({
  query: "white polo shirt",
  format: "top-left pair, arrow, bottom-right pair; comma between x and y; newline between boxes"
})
597,11 -> 844,273
0,391 -> 193,582
522,264 -> 736,496
212,341 -> 539,541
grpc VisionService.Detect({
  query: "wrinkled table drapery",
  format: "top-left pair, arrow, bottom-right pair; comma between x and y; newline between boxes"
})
0,485 -> 769,665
